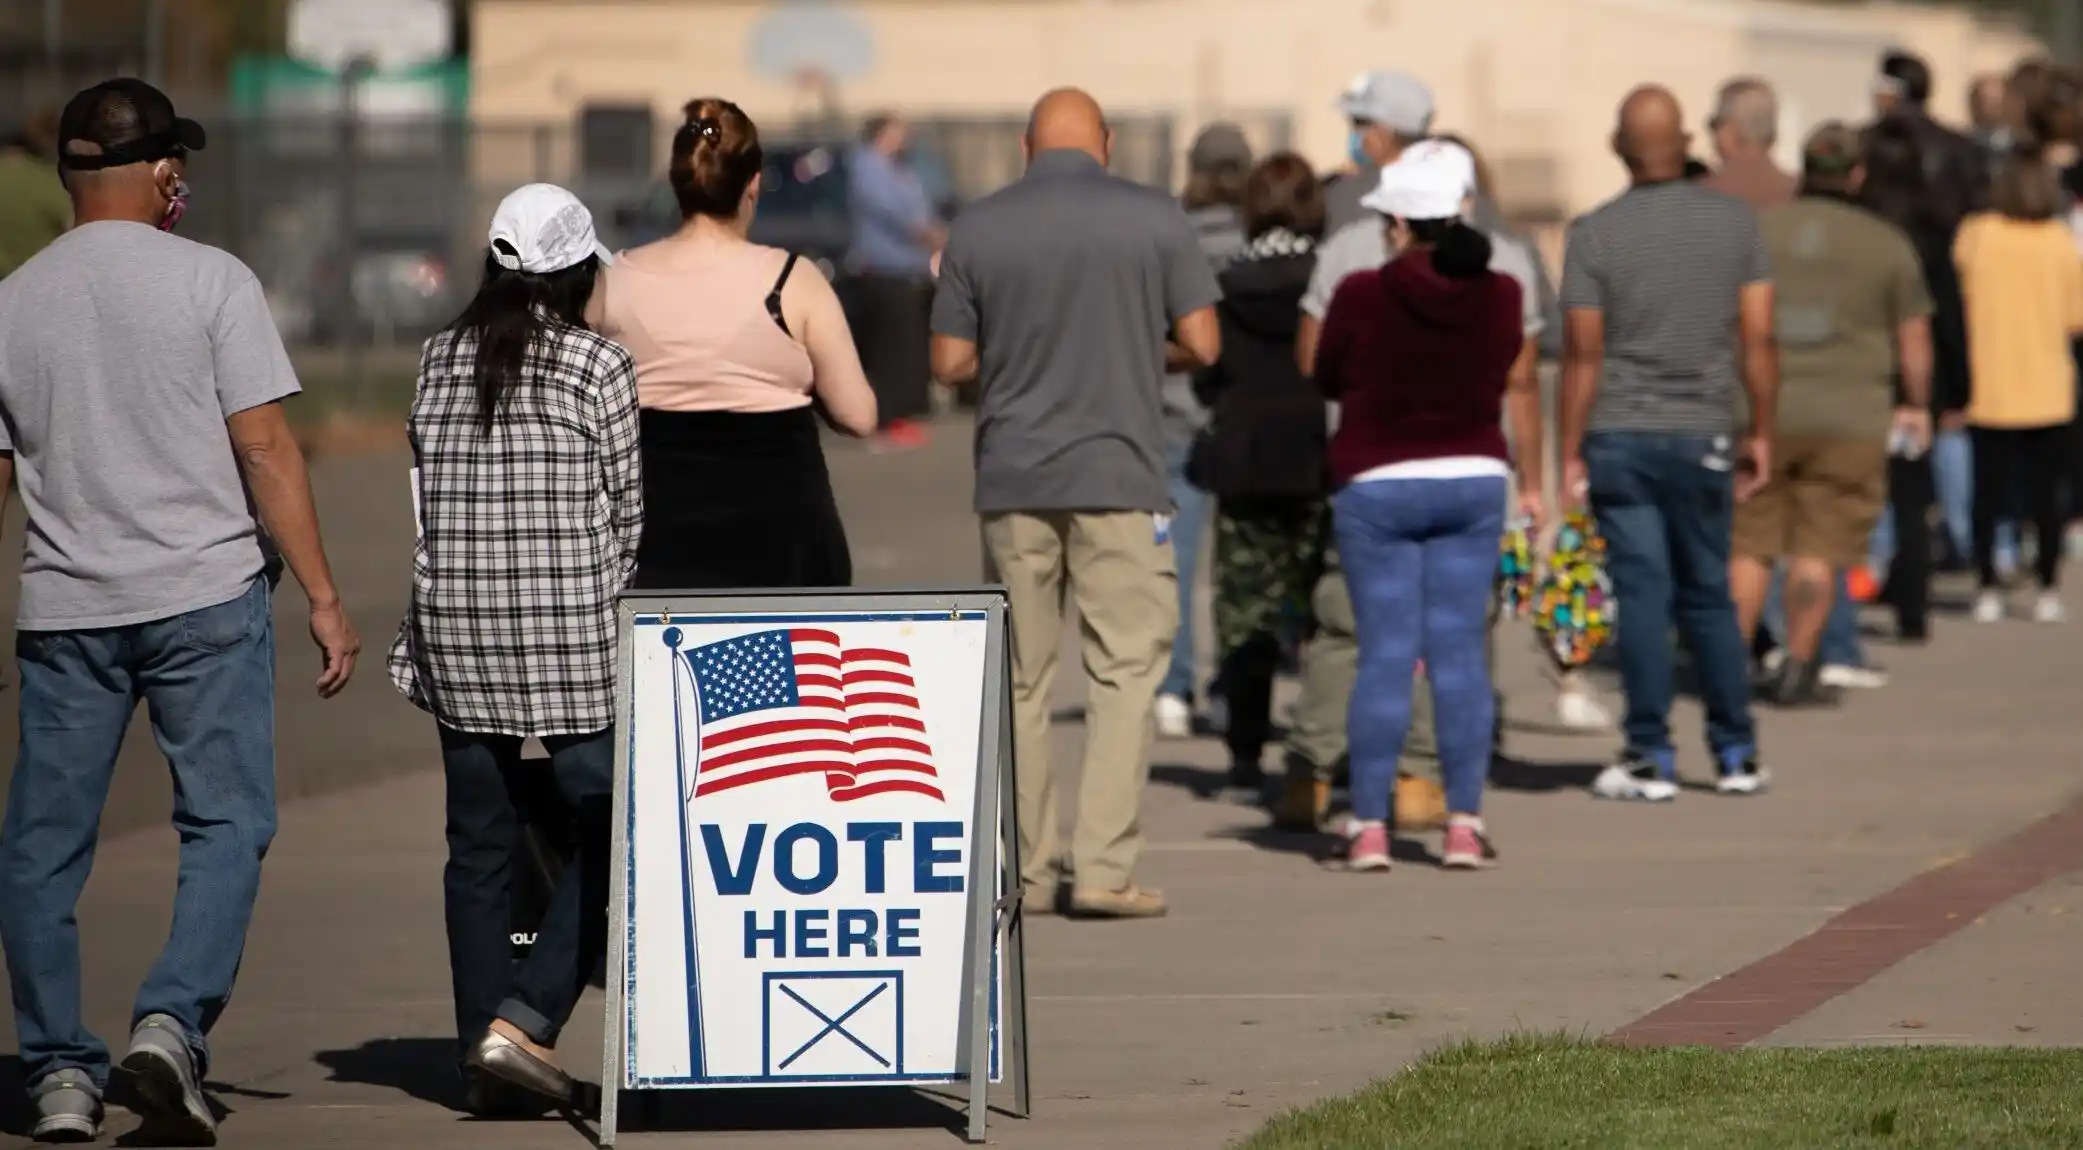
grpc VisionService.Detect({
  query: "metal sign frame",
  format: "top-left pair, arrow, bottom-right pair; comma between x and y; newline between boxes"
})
601,587 -> 1031,1145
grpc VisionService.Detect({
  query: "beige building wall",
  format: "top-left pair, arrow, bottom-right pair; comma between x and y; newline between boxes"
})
474,0 -> 2040,219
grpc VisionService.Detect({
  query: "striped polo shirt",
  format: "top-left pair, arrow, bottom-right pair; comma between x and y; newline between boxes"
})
1558,180 -> 1772,436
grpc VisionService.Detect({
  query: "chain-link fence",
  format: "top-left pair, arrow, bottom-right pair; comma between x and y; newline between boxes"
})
170,107 -> 1290,375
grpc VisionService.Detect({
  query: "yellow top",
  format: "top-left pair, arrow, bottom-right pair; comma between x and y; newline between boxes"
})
1955,212 -> 2083,429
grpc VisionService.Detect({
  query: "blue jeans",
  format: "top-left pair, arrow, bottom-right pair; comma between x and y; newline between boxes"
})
1161,435 -> 1213,701
1932,426 -> 1975,559
1333,474 -> 1505,820
441,726 -> 612,1057
1760,569 -> 1866,667
0,579 -> 276,1088
1583,433 -> 1757,765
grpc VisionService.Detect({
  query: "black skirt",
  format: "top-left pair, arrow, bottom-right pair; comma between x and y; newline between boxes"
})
629,407 -> 852,591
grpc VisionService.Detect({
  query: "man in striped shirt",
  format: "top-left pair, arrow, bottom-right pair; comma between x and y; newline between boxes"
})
1558,85 -> 1779,802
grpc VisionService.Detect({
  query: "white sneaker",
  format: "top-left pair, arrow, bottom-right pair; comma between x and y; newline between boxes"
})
2034,592 -> 2066,624
1971,590 -> 2006,624
1591,761 -> 1679,803
1555,687 -> 1614,731
1819,663 -> 1887,690
1154,694 -> 1193,739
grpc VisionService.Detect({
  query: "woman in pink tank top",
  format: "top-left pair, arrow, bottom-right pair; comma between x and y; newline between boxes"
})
591,97 -> 877,589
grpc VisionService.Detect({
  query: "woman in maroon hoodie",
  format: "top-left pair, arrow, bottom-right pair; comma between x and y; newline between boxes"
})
1316,141 -> 1544,872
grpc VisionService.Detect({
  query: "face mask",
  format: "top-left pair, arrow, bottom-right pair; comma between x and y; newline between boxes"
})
159,178 -> 190,233
1348,129 -> 1373,170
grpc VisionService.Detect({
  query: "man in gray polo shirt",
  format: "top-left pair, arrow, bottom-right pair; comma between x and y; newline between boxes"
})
1558,86 -> 1777,803
931,87 -> 1221,920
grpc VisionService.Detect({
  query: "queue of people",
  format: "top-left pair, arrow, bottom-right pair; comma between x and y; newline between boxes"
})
1,44 -> 2076,1143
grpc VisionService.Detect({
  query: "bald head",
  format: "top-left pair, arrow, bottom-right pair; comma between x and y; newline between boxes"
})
1614,85 -> 1690,180
1025,87 -> 1111,164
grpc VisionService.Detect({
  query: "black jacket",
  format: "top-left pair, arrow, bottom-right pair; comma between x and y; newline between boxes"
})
1885,109 -> 1990,233
1189,243 -> 1324,499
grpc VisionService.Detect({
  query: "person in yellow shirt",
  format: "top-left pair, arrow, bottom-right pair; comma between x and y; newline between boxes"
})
0,114 -> 71,279
1954,139 -> 2083,624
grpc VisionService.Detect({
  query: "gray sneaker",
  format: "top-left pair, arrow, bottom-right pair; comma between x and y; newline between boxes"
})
30,1069 -> 101,1143
119,1014 -> 216,1146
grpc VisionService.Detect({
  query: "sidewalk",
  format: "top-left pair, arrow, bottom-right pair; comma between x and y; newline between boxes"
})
1,424 -> 2078,1148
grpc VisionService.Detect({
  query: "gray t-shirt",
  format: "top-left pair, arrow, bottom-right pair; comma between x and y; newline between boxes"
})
1302,217 -> 1544,339
1558,182 -> 1771,437
931,149 -> 1222,514
0,222 -> 300,630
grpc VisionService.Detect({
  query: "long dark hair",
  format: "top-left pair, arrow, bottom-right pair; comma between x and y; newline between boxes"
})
444,245 -> 601,431
1403,217 -> 1493,278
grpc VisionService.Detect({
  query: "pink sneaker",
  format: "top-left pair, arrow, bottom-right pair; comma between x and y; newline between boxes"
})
1340,821 -> 1391,873
1441,818 -> 1497,870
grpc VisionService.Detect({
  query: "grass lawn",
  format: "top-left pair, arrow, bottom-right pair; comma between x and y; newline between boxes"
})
1239,1035 -> 2083,1149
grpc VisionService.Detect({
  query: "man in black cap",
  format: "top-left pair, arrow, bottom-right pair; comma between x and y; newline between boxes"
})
1870,49 -> 1986,231
0,79 -> 359,1144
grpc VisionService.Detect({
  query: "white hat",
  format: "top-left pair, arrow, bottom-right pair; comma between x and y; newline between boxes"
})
487,183 -> 613,274
1359,139 -> 1476,221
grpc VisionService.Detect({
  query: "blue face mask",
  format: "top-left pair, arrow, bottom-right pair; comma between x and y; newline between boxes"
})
1348,129 -> 1373,170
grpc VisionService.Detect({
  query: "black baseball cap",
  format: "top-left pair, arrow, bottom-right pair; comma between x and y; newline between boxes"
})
57,78 -> 205,172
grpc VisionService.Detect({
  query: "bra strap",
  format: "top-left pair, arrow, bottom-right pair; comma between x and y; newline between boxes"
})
765,252 -> 801,336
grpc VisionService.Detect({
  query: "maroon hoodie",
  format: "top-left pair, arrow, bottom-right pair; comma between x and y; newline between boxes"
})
1316,252 -> 1524,489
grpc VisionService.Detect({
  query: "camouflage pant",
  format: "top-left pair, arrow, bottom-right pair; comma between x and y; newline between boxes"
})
1212,498 -> 1327,657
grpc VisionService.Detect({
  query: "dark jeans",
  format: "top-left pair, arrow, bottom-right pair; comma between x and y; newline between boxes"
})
1885,453 -> 1933,636
1583,432 -> 1756,762
0,579 -> 276,1088
1971,424 -> 2067,590
1333,474 -> 1506,819
441,726 -> 612,1056
846,273 -> 934,426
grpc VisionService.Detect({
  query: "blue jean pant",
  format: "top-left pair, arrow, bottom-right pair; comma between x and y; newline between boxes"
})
1584,433 -> 1757,765
0,579 -> 276,1088
1334,474 -> 1505,820
1761,569 -> 1865,667
1161,435 -> 1213,700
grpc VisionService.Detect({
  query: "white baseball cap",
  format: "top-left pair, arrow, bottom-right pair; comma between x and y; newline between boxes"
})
1359,139 -> 1477,221
487,183 -> 614,274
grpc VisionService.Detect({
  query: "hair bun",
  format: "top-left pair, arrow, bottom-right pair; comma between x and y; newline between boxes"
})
676,116 -> 722,146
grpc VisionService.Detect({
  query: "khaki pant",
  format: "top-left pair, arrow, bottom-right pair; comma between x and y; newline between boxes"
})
983,510 -> 1178,894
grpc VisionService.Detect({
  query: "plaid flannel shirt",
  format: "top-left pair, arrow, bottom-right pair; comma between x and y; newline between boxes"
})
387,323 -> 643,738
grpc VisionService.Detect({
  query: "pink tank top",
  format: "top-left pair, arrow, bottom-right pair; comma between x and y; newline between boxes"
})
598,244 -> 814,413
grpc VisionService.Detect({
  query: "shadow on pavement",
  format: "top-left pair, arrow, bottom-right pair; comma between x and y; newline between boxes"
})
315,1037 -> 459,1111
609,1085 -> 972,1137
1489,755 -> 1607,792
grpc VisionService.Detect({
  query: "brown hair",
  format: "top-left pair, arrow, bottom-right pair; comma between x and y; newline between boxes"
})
2008,59 -> 2083,147
1182,163 -> 1248,211
669,97 -> 763,219
1241,152 -> 1324,239
1993,144 -> 2063,222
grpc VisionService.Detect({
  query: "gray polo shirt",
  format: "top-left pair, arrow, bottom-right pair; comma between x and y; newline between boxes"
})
931,149 -> 1223,514
0,222 -> 300,630
1558,181 -> 1770,436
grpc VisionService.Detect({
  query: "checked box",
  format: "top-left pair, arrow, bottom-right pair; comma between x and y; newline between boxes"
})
762,970 -> 905,1079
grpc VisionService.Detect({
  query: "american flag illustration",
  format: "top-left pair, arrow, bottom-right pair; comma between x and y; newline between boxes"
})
678,628 -> 946,803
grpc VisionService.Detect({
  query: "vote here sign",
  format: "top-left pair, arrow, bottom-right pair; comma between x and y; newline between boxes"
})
618,608 -> 1004,1088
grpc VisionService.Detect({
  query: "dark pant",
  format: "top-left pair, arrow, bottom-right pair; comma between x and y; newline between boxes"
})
0,579 -> 276,1088
847,273 -> 933,426
441,726 -> 612,1056
1583,432 -> 1756,761
1333,474 -> 1507,820
1971,424 -> 2068,590
1885,453 -> 1933,636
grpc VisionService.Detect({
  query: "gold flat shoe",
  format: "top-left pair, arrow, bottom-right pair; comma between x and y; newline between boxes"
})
464,1030 -> 574,1105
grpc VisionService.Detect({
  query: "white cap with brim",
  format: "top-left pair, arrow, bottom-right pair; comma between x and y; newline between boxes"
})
488,183 -> 614,275
1359,139 -> 1477,220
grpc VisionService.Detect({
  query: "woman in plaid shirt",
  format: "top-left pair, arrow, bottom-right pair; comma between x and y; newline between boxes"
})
387,184 -> 642,1112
